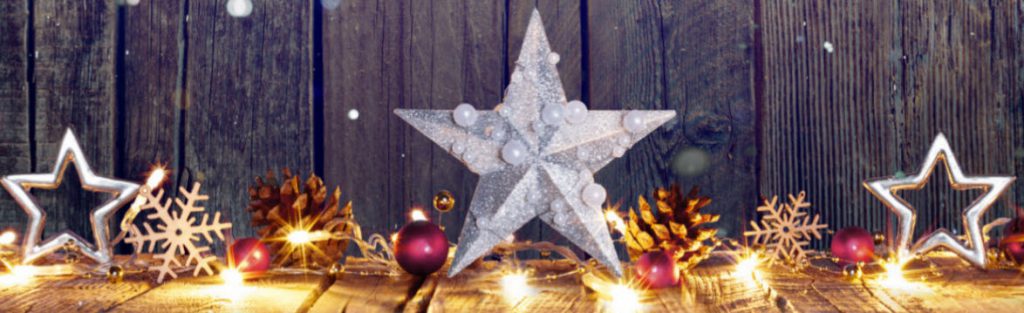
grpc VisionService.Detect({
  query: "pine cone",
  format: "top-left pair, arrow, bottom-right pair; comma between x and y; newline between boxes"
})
624,184 -> 719,271
247,168 -> 355,268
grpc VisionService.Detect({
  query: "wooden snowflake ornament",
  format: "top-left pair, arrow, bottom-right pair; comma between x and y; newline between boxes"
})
125,183 -> 232,283
743,192 -> 827,266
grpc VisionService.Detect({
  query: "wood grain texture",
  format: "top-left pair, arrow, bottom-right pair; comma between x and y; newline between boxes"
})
0,0 -> 30,231
31,0 -> 118,238
759,0 -> 1022,248
183,0 -> 313,240
110,273 -> 321,313
897,0 -> 1018,238
422,260 -> 600,312
120,0 -> 183,183
322,0 -> 505,240
307,259 -> 423,313
587,0 -> 757,240
0,273 -> 154,312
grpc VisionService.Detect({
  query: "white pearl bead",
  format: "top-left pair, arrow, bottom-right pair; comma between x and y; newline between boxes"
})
527,190 -> 544,203
582,183 -> 607,208
501,140 -> 529,165
532,121 -> 546,132
622,111 -> 645,133
553,211 -> 570,227
565,100 -> 588,124
451,141 -> 466,154
453,103 -> 478,127
541,104 -> 566,126
551,198 -> 566,212
548,52 -> 561,64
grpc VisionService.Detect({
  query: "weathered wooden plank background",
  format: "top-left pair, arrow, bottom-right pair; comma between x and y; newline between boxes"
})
0,0 -> 1022,254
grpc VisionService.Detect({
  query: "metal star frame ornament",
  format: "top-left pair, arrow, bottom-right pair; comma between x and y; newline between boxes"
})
1,129 -> 140,264
863,133 -> 1014,268
396,10 -> 675,277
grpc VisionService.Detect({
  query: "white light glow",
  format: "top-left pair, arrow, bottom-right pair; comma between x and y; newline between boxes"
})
410,209 -> 428,222
226,0 -> 253,18
500,271 -> 536,305
0,231 -> 16,245
606,283 -> 642,313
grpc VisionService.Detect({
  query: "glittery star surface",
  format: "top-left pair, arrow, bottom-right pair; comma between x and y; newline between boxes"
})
395,10 -> 675,277
863,133 -> 1014,268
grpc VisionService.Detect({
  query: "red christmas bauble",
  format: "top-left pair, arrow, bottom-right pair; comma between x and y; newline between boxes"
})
230,237 -> 270,273
1003,239 -> 1024,264
394,221 -> 449,275
831,227 -> 875,264
635,251 -> 679,289
1001,217 -> 1024,264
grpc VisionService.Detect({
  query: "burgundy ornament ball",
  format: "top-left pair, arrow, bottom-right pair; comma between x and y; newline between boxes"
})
831,227 -> 875,264
394,221 -> 449,275
1001,217 -> 1024,264
635,251 -> 679,289
1003,239 -> 1024,264
230,237 -> 270,274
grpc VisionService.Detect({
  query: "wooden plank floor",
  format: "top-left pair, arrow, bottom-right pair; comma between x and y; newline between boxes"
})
1,253 -> 1022,312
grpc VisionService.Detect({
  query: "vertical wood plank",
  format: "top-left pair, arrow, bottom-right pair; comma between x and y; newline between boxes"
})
586,0 -> 667,262
759,1 -> 903,244
661,0 -> 758,239
322,0 -> 400,238
185,0 -> 313,239
323,0 -> 505,240
508,0 -> 583,248
588,0 -> 758,240
32,0 -> 118,237
121,0 -> 183,182
0,0 -> 30,231
993,0 -> 1024,212
898,0 -> 1016,236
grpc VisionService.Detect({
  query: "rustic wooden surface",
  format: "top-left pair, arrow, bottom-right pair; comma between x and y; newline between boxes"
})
0,0 -> 31,231
2,0 -> 1024,262
1,254 -> 1019,312
757,0 -> 1024,249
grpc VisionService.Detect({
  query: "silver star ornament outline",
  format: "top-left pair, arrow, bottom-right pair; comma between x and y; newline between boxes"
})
863,133 -> 1014,268
396,10 -> 675,277
1,129 -> 140,264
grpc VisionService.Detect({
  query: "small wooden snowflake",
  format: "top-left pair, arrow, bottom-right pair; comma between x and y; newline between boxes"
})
743,191 -> 828,266
125,183 -> 232,283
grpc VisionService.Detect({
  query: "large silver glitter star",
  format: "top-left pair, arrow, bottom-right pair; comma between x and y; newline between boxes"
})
864,133 -> 1014,268
1,129 -> 140,264
396,10 -> 675,277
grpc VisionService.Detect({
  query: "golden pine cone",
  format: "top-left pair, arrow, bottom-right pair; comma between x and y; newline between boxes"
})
247,168 -> 355,268
624,184 -> 719,271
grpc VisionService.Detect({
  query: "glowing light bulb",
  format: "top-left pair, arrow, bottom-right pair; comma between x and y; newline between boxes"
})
500,271 -> 535,305
221,268 -> 244,287
880,258 -> 908,288
121,165 -> 168,231
604,209 -> 626,234
1,265 -> 37,286
410,209 -> 428,222
146,167 -> 167,188
734,254 -> 760,278
0,231 -> 16,245
606,283 -> 642,312
287,230 -> 312,245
